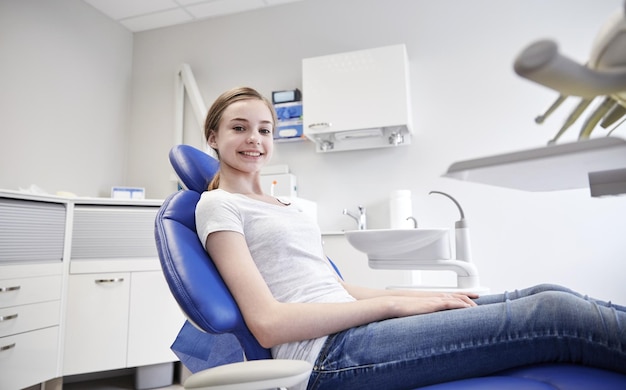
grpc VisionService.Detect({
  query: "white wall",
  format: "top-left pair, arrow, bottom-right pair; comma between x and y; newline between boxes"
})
1,0 -> 624,300
127,0 -> 626,299
0,0 -> 133,197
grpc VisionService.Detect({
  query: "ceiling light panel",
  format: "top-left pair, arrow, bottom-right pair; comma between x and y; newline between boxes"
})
185,0 -> 266,19
84,0 -> 178,20
120,9 -> 193,31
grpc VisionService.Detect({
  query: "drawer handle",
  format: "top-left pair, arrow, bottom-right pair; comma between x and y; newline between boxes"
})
1,343 -> 16,352
308,122 -> 332,130
0,313 -> 18,322
0,286 -> 20,293
95,278 -> 124,284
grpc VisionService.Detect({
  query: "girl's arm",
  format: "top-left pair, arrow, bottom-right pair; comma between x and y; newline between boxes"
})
206,231 -> 475,349
340,280 -> 479,302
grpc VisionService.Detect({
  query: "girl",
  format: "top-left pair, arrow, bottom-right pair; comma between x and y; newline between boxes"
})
195,86 -> 626,389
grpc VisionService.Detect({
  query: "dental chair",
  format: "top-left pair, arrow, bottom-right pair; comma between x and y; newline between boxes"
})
156,144 -> 626,389
155,145 -> 312,389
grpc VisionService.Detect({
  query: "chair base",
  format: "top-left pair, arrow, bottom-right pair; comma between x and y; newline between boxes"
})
135,362 -> 174,390
183,359 -> 312,390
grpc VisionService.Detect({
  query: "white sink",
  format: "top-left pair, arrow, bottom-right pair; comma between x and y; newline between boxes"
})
344,228 -> 485,290
344,228 -> 451,265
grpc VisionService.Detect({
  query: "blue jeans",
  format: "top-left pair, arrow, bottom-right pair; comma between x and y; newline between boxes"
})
306,284 -> 626,389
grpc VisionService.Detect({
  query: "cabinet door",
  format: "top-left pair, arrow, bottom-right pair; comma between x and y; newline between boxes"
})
126,271 -> 185,367
63,273 -> 130,376
0,327 -> 59,390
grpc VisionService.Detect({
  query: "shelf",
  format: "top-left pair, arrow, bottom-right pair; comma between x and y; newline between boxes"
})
443,137 -> 626,194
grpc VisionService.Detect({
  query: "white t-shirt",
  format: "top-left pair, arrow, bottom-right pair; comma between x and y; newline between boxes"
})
195,189 -> 355,373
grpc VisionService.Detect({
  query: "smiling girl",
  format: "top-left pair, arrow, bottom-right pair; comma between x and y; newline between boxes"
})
194,86 -> 626,390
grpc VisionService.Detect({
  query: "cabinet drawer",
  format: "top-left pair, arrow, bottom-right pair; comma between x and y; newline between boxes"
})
0,326 -> 59,390
0,300 -> 61,338
0,275 -> 62,308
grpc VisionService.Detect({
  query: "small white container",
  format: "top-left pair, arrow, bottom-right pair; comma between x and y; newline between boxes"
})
389,190 -> 414,229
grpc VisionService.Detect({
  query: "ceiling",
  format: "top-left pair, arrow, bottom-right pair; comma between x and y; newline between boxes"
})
83,0 -> 304,32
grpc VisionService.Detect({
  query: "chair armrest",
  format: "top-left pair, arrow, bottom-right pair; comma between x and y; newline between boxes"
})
183,359 -> 313,390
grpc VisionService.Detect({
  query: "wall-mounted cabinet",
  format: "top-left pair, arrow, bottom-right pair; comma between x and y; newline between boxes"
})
302,44 -> 413,152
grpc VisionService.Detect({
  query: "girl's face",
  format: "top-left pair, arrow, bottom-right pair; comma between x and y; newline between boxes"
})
208,98 -> 274,175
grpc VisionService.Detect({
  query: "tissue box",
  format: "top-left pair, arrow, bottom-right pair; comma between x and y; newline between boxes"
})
275,120 -> 304,140
274,102 -> 304,140
274,102 -> 302,121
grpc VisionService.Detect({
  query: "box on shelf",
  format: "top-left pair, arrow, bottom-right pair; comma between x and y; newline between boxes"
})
274,102 -> 304,141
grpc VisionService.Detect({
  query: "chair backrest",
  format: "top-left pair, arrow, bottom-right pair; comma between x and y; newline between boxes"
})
169,144 -> 220,193
155,145 -> 271,361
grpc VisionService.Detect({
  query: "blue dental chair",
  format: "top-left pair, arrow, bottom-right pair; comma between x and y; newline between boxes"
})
155,145 -> 312,389
155,144 -> 626,389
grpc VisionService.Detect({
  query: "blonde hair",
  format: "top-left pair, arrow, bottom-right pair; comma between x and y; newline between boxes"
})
204,87 -> 277,191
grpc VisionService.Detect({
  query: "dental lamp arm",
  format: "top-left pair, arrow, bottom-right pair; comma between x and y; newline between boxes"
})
513,40 -> 626,98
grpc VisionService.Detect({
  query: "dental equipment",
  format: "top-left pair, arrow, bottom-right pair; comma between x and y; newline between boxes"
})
514,1 -> 626,142
345,191 -> 484,292
445,3 -> 626,197
429,191 -> 471,262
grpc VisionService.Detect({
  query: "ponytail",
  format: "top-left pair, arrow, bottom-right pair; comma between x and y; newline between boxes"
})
208,171 -> 220,191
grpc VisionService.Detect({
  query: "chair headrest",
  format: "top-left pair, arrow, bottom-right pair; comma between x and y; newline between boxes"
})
169,145 -> 220,193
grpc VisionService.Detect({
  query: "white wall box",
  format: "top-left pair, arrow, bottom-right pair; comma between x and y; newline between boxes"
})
302,44 -> 413,153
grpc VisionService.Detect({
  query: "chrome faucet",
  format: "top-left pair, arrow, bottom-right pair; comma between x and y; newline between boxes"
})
406,216 -> 418,228
343,205 -> 367,230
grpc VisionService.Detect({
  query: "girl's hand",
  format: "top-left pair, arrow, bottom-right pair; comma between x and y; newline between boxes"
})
387,293 -> 476,318
341,281 -> 479,307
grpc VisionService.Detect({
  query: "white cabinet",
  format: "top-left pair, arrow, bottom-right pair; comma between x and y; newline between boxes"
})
0,194 -> 66,390
63,202 -> 184,378
0,326 -> 59,389
0,191 -> 185,387
127,271 -> 183,367
63,272 -> 130,375
63,270 -> 184,376
303,44 -> 413,152
0,268 -> 63,390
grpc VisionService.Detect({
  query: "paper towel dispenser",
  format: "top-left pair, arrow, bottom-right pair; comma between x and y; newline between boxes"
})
302,44 -> 413,153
